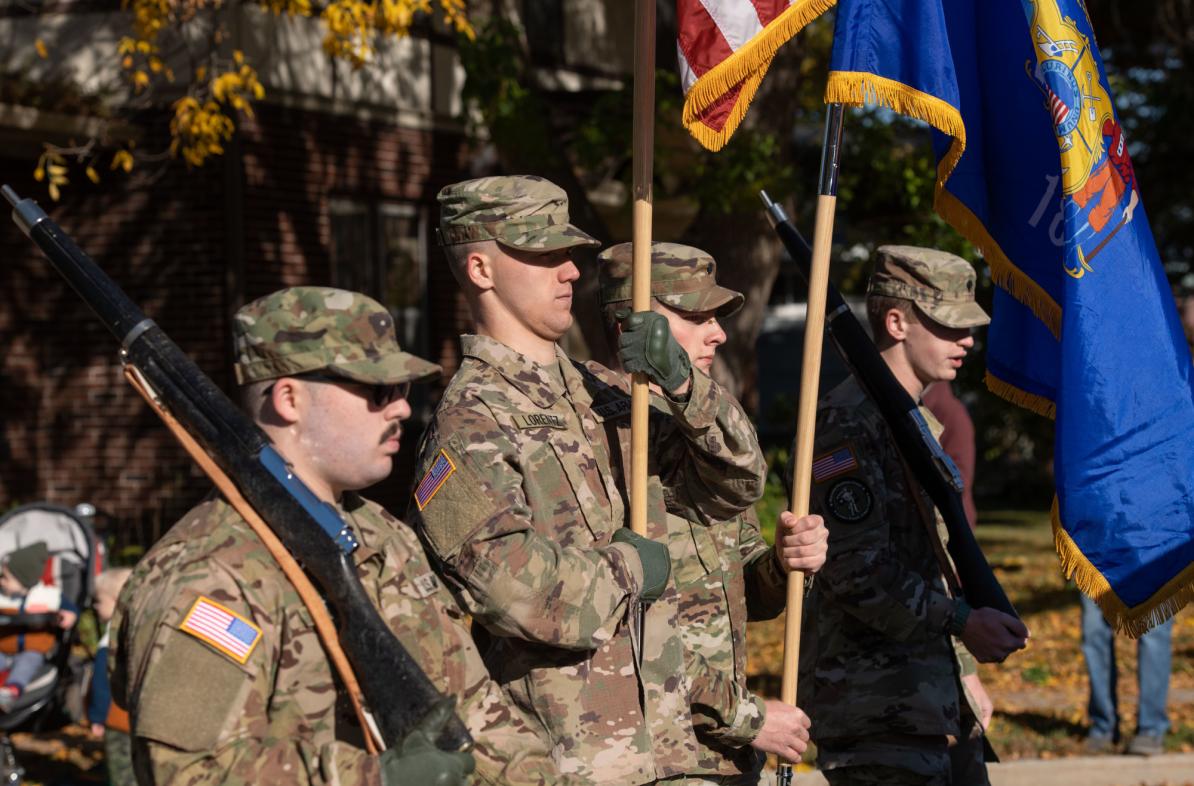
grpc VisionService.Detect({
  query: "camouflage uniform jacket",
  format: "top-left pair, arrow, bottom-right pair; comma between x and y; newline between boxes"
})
588,367 -> 787,777
109,494 -> 563,786
799,377 -> 976,743
408,335 -> 764,784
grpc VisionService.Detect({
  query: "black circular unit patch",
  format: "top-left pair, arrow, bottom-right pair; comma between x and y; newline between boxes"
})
826,478 -> 873,523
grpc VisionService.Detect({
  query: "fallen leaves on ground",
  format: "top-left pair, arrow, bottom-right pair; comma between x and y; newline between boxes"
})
746,509 -> 1194,760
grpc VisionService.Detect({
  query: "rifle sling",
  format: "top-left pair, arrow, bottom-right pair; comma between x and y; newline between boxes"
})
896,450 -> 963,598
122,366 -> 384,754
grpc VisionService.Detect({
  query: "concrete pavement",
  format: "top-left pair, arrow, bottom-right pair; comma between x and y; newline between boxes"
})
789,753 -> 1194,785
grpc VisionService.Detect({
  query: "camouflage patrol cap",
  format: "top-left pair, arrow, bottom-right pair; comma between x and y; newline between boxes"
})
867,245 -> 990,329
232,287 -> 442,385
597,242 -> 744,317
437,175 -> 600,252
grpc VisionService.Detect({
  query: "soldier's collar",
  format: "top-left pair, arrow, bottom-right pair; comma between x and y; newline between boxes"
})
460,334 -> 567,407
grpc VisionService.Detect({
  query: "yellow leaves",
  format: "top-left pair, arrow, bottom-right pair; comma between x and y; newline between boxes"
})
319,0 -> 475,68
438,0 -> 474,41
133,71 -> 150,92
260,0 -> 312,15
35,39 -> 48,59
85,165 -> 101,184
111,150 -> 135,173
210,62 -> 265,117
321,0 -> 375,68
170,95 -> 236,167
34,149 -> 69,201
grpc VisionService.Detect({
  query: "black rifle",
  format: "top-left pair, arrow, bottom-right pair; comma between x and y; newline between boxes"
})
3,185 -> 472,753
760,191 -> 1018,620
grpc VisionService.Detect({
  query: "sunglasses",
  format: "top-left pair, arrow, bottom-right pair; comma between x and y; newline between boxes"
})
266,373 -> 411,407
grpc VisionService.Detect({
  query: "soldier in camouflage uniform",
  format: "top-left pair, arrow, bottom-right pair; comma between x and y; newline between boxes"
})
408,176 -> 812,784
798,248 -> 1030,785
109,287 -> 567,786
596,242 -> 829,784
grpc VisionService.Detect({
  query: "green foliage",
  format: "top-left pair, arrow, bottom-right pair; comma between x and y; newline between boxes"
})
754,446 -> 793,545
564,65 -> 795,219
1020,664 -> 1053,685
457,18 -> 531,133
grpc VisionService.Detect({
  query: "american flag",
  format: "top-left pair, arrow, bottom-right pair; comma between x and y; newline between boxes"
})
811,446 -> 858,482
180,597 -> 261,664
415,450 -> 456,510
678,0 -> 831,151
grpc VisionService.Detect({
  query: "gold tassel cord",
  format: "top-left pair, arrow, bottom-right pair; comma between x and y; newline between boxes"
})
1052,499 -> 1194,638
682,0 -> 839,152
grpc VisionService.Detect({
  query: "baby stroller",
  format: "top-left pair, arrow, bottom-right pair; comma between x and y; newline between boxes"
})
0,503 -> 100,784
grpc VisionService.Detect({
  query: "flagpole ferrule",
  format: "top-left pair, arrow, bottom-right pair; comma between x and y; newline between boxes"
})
819,104 -> 846,197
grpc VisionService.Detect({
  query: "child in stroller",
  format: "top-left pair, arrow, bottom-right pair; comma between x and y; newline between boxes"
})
0,542 -> 79,711
0,503 -> 99,783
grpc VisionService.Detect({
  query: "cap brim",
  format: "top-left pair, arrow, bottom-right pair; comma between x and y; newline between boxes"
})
915,300 -> 990,329
656,285 -> 745,318
496,223 -> 601,253
331,352 -> 443,385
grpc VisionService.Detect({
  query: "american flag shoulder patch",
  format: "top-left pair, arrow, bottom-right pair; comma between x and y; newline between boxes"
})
414,449 -> 456,510
179,596 -> 262,665
812,445 -> 859,484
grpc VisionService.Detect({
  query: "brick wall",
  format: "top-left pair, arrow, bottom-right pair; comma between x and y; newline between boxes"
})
0,147 -> 227,550
0,104 -> 474,552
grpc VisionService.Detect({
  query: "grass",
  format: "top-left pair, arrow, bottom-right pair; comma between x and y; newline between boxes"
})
745,501 -> 1194,759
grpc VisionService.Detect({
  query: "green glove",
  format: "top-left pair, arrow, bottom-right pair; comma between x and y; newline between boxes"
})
611,528 -> 671,603
380,699 -> 475,786
618,311 -> 692,395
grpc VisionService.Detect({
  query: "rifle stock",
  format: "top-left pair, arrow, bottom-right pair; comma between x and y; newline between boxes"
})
760,191 -> 1018,619
4,185 -> 472,752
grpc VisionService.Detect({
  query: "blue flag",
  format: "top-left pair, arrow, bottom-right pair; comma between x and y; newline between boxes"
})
825,0 -> 1194,634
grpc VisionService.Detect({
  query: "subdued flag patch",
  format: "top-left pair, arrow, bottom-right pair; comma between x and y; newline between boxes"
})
180,596 -> 262,665
812,446 -> 859,483
415,450 -> 456,510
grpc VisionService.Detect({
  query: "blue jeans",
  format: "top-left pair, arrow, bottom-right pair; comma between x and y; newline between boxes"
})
1080,593 -> 1173,739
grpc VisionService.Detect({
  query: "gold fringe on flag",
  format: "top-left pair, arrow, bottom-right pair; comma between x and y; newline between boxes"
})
824,70 -> 1065,338
825,71 -> 966,187
1052,498 -> 1194,638
682,0 -> 839,152
937,190 -> 1063,338
983,371 -> 1056,419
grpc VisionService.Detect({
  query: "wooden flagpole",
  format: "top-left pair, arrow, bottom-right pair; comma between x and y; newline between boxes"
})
777,103 -> 845,786
630,0 -> 655,537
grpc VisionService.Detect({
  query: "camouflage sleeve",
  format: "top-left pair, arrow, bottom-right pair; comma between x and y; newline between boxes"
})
369,525 -> 571,786
114,558 -> 379,786
410,406 -> 643,651
739,507 -> 788,622
685,648 -> 766,747
808,411 -> 955,642
654,369 -> 767,522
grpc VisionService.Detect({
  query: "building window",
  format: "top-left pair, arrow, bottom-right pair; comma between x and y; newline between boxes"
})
329,198 -> 431,416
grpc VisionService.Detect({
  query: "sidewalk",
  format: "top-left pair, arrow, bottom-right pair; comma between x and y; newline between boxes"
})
791,753 -> 1194,785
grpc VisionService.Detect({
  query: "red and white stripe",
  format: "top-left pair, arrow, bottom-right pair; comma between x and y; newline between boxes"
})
678,0 -> 794,133
678,0 -> 834,150
182,600 -> 256,660
1048,90 -> 1070,127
